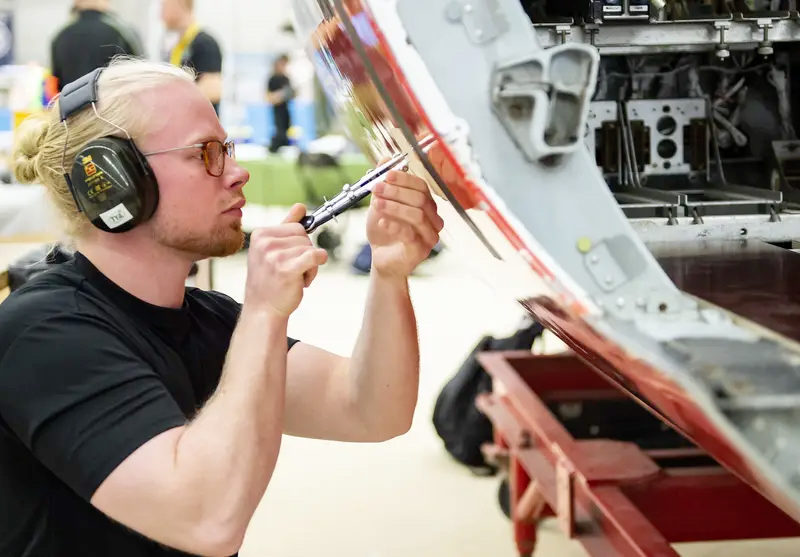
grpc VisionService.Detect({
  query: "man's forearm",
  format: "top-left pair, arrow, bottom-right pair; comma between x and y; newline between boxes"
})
348,271 -> 419,439
171,306 -> 287,545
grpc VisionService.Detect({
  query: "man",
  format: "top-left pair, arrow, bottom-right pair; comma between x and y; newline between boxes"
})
266,53 -> 294,152
51,0 -> 143,90
162,0 -> 223,113
1,59 -> 443,556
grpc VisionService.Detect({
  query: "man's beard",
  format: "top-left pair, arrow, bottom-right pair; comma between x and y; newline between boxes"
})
154,219 -> 245,258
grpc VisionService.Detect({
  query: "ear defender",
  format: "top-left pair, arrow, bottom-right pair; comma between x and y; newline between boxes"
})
59,68 -> 159,233
69,137 -> 159,233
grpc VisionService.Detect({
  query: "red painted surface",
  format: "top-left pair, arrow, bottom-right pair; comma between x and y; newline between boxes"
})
477,352 -> 800,556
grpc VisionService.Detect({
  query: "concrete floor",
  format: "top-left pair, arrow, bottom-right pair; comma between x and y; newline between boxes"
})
213,208 -> 800,557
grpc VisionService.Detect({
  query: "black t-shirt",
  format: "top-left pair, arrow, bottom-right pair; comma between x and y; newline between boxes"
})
268,73 -> 292,135
0,252 -> 297,556
180,31 -> 223,113
51,9 -> 143,90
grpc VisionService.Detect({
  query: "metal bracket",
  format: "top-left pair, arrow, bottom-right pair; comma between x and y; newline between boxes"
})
756,18 -> 776,56
713,20 -> 732,59
490,44 -> 599,163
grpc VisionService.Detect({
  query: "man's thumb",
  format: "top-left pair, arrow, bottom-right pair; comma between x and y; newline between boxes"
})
283,203 -> 307,224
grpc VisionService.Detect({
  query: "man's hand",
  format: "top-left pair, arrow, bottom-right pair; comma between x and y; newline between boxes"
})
245,203 -> 328,317
368,170 -> 444,279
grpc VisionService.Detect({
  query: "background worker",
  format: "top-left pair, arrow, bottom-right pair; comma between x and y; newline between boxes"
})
51,0 -> 143,91
161,0 -> 224,113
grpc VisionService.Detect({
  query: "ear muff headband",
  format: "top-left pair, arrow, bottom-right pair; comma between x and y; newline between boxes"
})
58,68 -> 159,233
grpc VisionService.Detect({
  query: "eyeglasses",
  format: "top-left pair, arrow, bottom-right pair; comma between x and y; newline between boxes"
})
142,140 -> 236,177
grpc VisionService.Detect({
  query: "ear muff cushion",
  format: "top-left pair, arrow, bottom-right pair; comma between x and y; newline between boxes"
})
70,137 -> 159,233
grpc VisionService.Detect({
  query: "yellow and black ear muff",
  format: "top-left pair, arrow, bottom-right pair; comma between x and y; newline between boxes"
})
59,68 -> 159,233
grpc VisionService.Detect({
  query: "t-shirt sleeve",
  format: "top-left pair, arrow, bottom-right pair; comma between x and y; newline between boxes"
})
0,313 -> 187,501
190,33 -> 222,75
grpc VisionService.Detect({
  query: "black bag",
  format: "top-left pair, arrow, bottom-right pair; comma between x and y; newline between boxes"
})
432,320 -> 544,473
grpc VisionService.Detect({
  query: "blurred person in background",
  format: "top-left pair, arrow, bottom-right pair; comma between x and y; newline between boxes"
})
266,54 -> 295,152
162,0 -> 223,114
51,0 -> 143,91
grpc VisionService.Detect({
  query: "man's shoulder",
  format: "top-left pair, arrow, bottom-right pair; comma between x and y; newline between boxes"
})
51,18 -> 80,45
193,30 -> 221,48
0,264 -> 111,344
2,265 -> 80,312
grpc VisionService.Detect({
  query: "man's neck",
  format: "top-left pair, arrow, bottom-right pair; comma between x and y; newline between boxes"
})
175,15 -> 196,36
75,0 -> 109,11
77,234 -> 194,308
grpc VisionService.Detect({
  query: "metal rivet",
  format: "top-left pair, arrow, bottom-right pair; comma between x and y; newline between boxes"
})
463,4 -> 473,13
604,276 -> 614,286
444,1 -> 463,21
616,298 -> 625,308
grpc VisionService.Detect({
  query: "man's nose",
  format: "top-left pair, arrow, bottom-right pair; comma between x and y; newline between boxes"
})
225,159 -> 250,190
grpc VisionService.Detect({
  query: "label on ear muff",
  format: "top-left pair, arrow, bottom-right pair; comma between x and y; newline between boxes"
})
99,203 -> 134,229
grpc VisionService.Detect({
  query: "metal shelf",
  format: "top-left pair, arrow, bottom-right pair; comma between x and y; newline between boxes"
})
534,16 -> 800,54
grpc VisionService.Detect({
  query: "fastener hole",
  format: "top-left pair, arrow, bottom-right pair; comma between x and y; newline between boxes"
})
658,139 -> 677,159
658,303 -> 668,312
656,116 -> 677,136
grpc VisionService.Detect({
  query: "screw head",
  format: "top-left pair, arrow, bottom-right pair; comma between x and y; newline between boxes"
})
577,237 -> 592,253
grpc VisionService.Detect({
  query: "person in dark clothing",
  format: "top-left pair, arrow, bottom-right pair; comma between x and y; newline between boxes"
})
51,0 -> 142,91
267,54 -> 295,152
2,58 -> 442,556
162,0 -> 223,113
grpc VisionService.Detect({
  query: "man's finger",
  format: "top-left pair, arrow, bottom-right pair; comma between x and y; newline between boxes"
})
287,248 -> 328,276
252,223 -> 308,239
374,182 -> 444,231
383,170 -> 429,192
375,200 -> 439,248
282,203 -> 308,224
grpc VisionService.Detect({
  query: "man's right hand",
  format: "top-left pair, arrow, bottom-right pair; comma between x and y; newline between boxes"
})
245,203 -> 328,317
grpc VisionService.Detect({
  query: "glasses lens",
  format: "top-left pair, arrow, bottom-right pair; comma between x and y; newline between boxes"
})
205,141 -> 225,177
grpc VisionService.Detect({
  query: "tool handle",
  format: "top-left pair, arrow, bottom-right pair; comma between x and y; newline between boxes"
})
300,215 -> 315,231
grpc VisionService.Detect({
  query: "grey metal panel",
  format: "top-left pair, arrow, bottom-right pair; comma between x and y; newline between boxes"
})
397,0 -> 681,311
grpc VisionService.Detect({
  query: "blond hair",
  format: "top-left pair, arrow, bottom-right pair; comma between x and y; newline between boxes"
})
13,57 -> 196,237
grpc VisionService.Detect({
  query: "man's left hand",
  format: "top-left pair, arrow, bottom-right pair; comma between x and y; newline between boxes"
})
367,170 -> 444,279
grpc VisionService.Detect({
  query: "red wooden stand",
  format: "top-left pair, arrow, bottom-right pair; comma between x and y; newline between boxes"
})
476,351 -> 800,557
